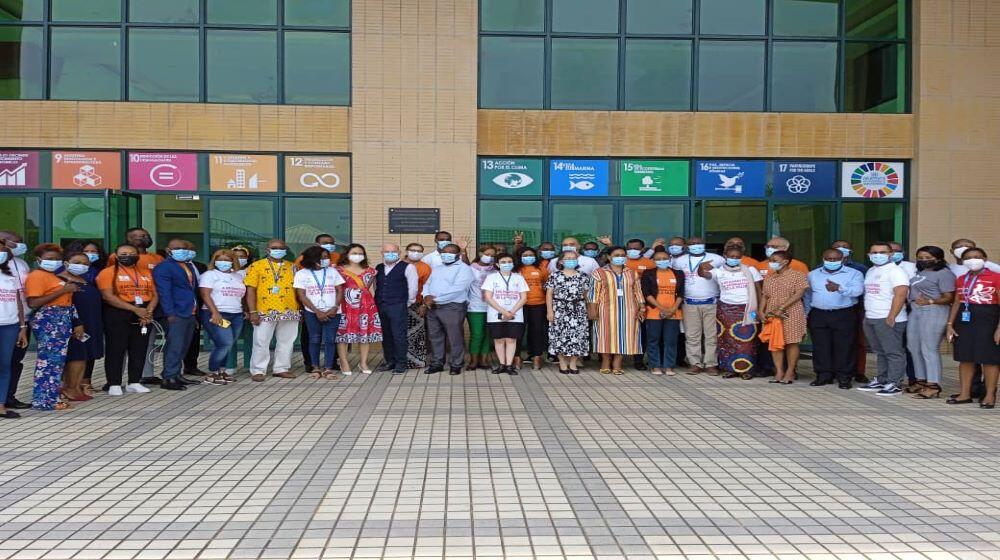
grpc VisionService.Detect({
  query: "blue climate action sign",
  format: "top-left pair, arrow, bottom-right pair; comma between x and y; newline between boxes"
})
695,160 -> 767,198
549,159 -> 609,197
772,161 -> 836,199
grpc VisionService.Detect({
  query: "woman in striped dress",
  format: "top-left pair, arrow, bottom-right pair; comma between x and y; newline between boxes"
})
589,247 -> 645,375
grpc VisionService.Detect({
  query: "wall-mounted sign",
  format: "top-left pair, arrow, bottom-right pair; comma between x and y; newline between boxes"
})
842,161 -> 904,199
388,208 -> 440,234
0,151 -> 39,189
695,160 -> 767,198
549,159 -> 609,197
619,160 -> 689,197
479,158 -> 543,196
52,151 -> 121,190
127,152 -> 198,191
772,161 -> 836,199
209,153 -> 278,192
285,155 -> 351,194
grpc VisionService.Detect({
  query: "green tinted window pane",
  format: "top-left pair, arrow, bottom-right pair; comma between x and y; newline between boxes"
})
845,42 -> 905,113
284,31 -> 349,105
625,39 -> 691,110
771,41 -> 837,112
623,203 -> 686,243
551,38 -> 618,110
552,0 -> 618,33
285,198 -> 350,257
772,204 -> 832,265
627,0 -> 692,34
480,0 -> 543,32
50,27 -> 122,100
704,201 -> 767,256
479,36 -> 543,109
207,0 -> 276,25
846,0 -> 904,39
552,203 -> 613,246
140,194 -> 204,251
697,41 -> 764,111
0,26 -> 44,99
207,30 -> 278,103
479,201 -> 542,248
285,0 -> 350,27
52,197 -> 105,247
0,0 -> 43,21
0,195 -> 41,249
128,29 -> 200,102
840,202 -> 904,256
773,0 -> 838,36
51,0 -> 120,21
700,0 -> 765,35
209,198 -> 275,256
129,0 -> 199,23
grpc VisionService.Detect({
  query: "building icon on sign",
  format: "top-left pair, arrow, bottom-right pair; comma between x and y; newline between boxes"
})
226,168 -> 261,190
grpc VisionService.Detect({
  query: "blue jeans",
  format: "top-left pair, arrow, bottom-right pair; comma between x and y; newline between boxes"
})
645,319 -> 680,369
201,310 -> 245,372
162,315 -> 196,379
0,324 -> 19,406
303,311 -> 340,370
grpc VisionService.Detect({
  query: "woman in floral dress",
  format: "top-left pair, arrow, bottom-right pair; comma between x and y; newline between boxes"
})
545,250 -> 591,374
336,244 -> 382,374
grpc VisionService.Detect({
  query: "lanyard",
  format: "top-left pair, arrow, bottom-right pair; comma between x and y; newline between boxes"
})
310,268 -> 328,298
266,259 -> 285,286
123,266 -> 142,290
687,255 -> 706,273
962,272 -> 981,312
498,272 -> 513,292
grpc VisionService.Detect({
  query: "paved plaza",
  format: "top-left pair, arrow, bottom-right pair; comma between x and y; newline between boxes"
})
1,353 -> 999,560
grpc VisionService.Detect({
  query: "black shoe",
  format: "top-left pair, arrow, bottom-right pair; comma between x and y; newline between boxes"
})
5,399 -> 31,410
178,375 -> 202,385
141,377 -> 162,385
377,363 -> 395,372
838,381 -> 853,390
980,402 -> 996,409
424,366 -> 443,375
392,368 -> 406,375
809,379 -> 830,387
1,410 -> 21,419
507,365 -> 519,376
449,367 -> 462,375
185,368 -> 208,376
546,354 -> 559,363
162,379 -> 187,391
854,374 -> 870,384
634,361 -> 647,371
569,368 -> 580,375
492,366 -> 504,375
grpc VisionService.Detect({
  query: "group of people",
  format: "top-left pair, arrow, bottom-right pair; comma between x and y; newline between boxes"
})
0,226 -> 997,418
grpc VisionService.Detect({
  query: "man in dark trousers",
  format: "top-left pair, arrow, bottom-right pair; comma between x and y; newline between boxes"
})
184,258 -> 208,376
420,244 -> 474,375
374,242 -> 418,374
152,239 -> 201,391
806,249 -> 865,389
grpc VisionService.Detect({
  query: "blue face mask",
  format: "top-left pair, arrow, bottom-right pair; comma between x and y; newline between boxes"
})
562,259 -> 578,270
768,261 -> 783,271
269,248 -> 287,260
320,258 -> 331,268
11,243 -> 27,257
437,240 -> 450,250
67,263 -> 89,276
0,252 -> 7,265
611,256 -> 627,266
892,251 -> 904,264
440,252 -> 458,264
626,249 -> 642,259
725,258 -> 741,267
765,247 -> 778,257
238,258 -> 248,267
170,249 -> 188,261
383,252 -> 399,263
688,244 -> 705,255
837,247 -> 852,257
521,255 -> 536,265
480,255 -> 494,264
498,262 -> 514,273
655,260 -> 671,270
320,243 -> 336,252
186,250 -> 197,262
823,260 -> 843,272
540,250 -> 556,260
215,261 -> 233,272
39,259 -> 61,272
85,252 -> 100,263
582,249 -> 599,258
869,253 -> 890,266
668,245 -> 684,256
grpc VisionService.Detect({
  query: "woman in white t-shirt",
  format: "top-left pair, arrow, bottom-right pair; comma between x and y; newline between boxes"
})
293,246 -> 345,379
700,247 -> 763,379
224,246 -> 252,376
482,253 -> 529,375
0,246 -> 28,419
199,249 -> 247,384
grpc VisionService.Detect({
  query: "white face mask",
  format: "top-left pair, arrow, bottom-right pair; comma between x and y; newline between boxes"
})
964,258 -> 986,272
407,251 -> 423,261
954,246 -> 969,259
348,254 -> 365,263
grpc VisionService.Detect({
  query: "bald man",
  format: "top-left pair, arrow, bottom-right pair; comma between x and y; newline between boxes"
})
547,237 -> 600,275
375,243 -> 419,374
757,237 -> 809,277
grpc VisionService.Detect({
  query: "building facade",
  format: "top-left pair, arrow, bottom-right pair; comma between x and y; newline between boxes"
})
0,0 -> 996,262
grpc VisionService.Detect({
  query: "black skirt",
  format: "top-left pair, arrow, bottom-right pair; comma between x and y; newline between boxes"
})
488,321 -> 525,340
953,303 -> 1000,365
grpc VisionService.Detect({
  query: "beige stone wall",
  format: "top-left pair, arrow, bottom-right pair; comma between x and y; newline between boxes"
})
911,0 -> 1000,254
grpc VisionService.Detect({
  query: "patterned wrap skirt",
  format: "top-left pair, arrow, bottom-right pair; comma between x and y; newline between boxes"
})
716,301 -> 758,374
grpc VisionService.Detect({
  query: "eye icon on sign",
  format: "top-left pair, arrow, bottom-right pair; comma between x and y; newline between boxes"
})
299,172 -> 341,189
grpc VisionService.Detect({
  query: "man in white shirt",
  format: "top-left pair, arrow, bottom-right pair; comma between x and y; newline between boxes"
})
421,244 -> 475,375
421,230 -> 471,267
889,242 -> 917,278
547,237 -> 600,276
858,242 -> 910,396
672,236 -> 725,373
375,243 -> 419,374
0,230 -> 31,409
948,238 -> 1000,277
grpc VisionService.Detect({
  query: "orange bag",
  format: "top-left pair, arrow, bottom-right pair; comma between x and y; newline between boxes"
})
758,317 -> 786,351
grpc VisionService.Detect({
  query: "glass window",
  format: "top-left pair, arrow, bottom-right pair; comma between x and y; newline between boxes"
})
51,0 -> 120,22
209,198 -> 275,255
0,195 -> 42,250
846,0 -> 904,39
625,39 -> 691,110
772,203 -> 832,265
627,0 -> 692,35
480,0 -> 543,33
0,26 -> 45,99
207,0 -> 277,25
284,31 -> 350,105
129,0 -> 199,23
550,38 -> 618,110
551,203 -> 613,246
285,0 -> 350,27
623,203 -> 686,245
285,198 -> 351,257
771,41 -> 837,112
697,41 -> 765,111
128,29 -> 200,102
552,0 -> 618,33
206,30 -> 278,103
50,27 -> 122,101
479,200 -> 542,248
845,42 -> 905,113
700,0 -> 765,35
140,195 -> 204,253
840,202 -> 905,256
703,201 -> 767,257
773,0 -> 839,37
51,196 -> 106,248
479,36 -> 544,109
0,0 -> 43,21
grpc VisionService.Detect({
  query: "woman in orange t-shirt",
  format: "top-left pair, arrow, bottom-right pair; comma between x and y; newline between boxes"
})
24,244 -> 85,411
517,247 -> 550,370
640,249 -> 685,376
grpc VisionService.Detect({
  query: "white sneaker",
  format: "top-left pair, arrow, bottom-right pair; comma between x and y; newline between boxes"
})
108,386 -> 124,396
126,383 -> 151,394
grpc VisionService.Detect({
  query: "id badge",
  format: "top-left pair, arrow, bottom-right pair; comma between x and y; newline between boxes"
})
616,289 -> 624,296
961,310 -> 972,323
271,286 -> 280,294
134,296 -> 143,305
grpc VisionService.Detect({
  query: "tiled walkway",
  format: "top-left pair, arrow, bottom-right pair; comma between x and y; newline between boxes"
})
1,352 -> 999,560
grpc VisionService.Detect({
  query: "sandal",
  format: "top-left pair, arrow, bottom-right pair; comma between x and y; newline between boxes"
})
904,380 -> 927,394
664,369 -> 677,376
219,372 -> 236,383
612,369 -> 624,376
722,372 -> 737,379
322,369 -> 339,380
308,369 -> 323,380
55,400 -> 71,411
600,368 -> 611,374
81,383 -> 95,396
740,373 -> 754,380
912,384 -> 941,399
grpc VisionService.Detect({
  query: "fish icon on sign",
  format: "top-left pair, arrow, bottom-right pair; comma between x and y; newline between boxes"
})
569,180 -> 595,191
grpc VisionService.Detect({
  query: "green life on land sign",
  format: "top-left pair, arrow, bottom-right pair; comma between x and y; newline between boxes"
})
479,158 -> 544,196
619,160 -> 689,197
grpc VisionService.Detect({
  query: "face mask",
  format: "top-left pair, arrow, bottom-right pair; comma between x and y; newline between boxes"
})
269,249 -> 287,260
626,249 -> 642,259
892,251 -> 904,264
441,253 -> 458,264
170,249 -> 188,261
480,255 -> 494,264
869,253 -> 890,266
765,247 -> 778,257
437,240 -> 450,250
521,255 -> 536,265
540,250 -> 556,260
837,247 -> 852,257
964,258 -> 986,272
320,243 -> 336,252
39,259 -> 61,272
582,249 -> 599,258
67,263 -> 89,276
186,250 -> 197,262
407,251 -> 423,261
916,260 -> 936,271
238,257 -> 248,267
320,258 -> 331,268
953,246 -> 969,259
498,263 -> 514,273
668,245 -> 684,256
348,254 -> 365,263
117,255 -> 138,266
562,259 -> 578,270
655,260 -> 671,270
0,252 -> 7,265
383,252 -> 399,263
562,246 -> 576,253
215,261 -> 233,272
725,258 -> 741,268
768,261 -> 783,271
11,242 -> 27,257
611,256 -> 627,266
823,260 -> 843,272
85,252 -> 100,263
688,244 -> 705,255
135,236 -> 152,249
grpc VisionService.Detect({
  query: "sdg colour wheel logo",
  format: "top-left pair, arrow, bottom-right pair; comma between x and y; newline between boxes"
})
849,162 -> 900,198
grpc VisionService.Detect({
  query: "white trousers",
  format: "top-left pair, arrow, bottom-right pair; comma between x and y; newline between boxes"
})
251,319 -> 299,374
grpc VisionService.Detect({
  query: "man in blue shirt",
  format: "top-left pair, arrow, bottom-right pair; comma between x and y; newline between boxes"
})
807,249 -> 865,389
420,244 -> 474,375
152,239 -> 201,391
